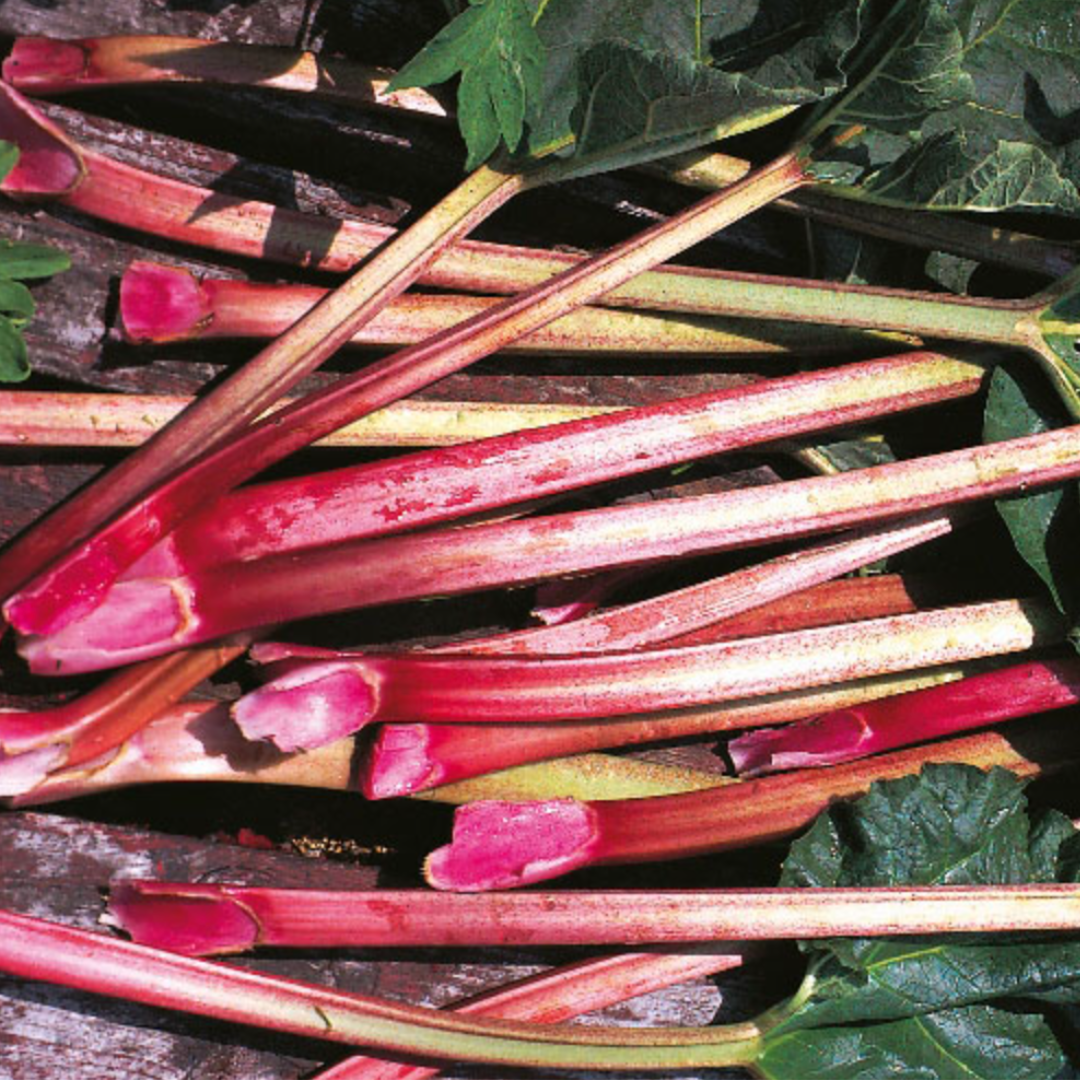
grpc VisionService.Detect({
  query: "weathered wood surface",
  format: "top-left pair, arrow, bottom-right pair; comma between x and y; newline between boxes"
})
0,1 -> 792,1076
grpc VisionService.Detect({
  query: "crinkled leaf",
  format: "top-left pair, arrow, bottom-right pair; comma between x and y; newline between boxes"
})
773,766 -> 1080,1032
0,316 -> 30,382
924,250 -> 979,294
387,0 -> 544,169
0,239 -> 71,280
983,363 -> 1079,613
809,0 -> 1080,213
530,0 -> 861,167
757,1005 -> 1065,1080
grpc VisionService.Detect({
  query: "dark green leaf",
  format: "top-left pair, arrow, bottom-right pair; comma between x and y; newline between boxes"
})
924,250 -> 979,294
983,363 -> 1079,613
0,279 -> 35,322
388,0 -> 544,169
757,1005 -> 1065,1080
0,316 -> 30,382
809,0 -> 1080,213
531,0 -> 861,167
773,766 -> 1080,1031
0,239 -> 72,280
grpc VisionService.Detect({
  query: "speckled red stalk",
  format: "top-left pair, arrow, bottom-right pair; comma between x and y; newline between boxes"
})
105,876 -> 1080,955
729,656 -> 1080,777
423,725 -> 1070,890
117,353 -> 983,579
3,35 -> 450,116
0,81 -> 524,618
19,424 -> 1079,674
4,147 -> 810,641
120,260 -> 845,357
229,597 -> 1056,752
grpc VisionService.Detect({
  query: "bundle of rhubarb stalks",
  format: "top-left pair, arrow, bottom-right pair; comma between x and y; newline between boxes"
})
4,0 -> 1080,1076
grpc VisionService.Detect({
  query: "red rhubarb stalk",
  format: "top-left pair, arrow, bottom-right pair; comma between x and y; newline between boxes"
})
729,656 -> 1080,777
105,877 -> 1080,956
4,146 -> 810,640
121,260 -> 854,357
117,353 -> 984,578
21,424 -> 1078,673
0,908 -> 775,1070
361,669 -> 970,800
227,598 -> 1057,752
423,725 -> 1073,891
0,80 -> 526,615
3,35 -> 450,116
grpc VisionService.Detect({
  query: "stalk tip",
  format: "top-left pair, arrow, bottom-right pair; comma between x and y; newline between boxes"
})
120,261 -> 213,343
4,37 -> 89,92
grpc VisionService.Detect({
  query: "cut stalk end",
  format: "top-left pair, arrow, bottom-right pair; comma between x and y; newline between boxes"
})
231,661 -> 378,751
424,799 -> 599,891
120,261 -> 213,343
0,82 -> 86,195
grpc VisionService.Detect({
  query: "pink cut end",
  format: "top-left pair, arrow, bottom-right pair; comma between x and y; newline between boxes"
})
120,262 -> 213,343
360,724 -> 443,799
105,881 -> 259,957
16,579 -> 187,676
425,799 -> 600,892
0,744 -> 66,797
728,709 -> 872,778
232,662 -> 377,752
3,38 -> 89,92
0,83 -> 85,194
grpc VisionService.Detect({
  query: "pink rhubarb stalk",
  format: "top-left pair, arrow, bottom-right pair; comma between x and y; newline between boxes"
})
729,656 -> 1080,777
423,725 -> 1072,890
0,908 -> 776,1070
314,947 -> 755,1080
21,423 -> 1079,674
3,35 -> 450,116
4,145 -> 810,641
121,260 -> 849,357
117,353 -> 985,578
227,597 -> 1057,752
106,877 -> 1080,956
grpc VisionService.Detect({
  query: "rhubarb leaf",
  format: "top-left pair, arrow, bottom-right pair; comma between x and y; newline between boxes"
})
394,0 -> 862,172
983,363 -> 1080,614
526,0 -> 860,168
806,0 -> 1080,213
769,766 -> 1080,1034
386,0 -> 544,169
756,1005 -> 1066,1080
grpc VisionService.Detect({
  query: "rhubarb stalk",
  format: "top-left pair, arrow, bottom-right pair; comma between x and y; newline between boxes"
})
423,723 -> 1075,891
116,353 -> 985,578
21,424 -> 1079,673
105,878 -> 1080,956
4,145 -> 810,640
729,657 -> 1080,777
